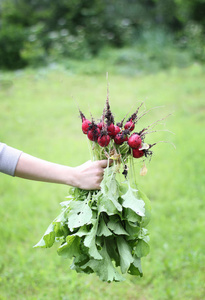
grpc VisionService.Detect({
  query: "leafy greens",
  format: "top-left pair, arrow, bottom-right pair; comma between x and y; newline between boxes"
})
34,165 -> 151,282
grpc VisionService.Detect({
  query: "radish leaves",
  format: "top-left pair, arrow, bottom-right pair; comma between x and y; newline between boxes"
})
34,166 -> 151,282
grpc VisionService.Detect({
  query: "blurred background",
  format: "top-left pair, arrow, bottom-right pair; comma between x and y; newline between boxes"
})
0,1 -> 205,300
0,0 -> 205,72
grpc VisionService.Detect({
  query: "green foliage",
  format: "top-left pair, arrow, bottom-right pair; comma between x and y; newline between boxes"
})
0,0 -> 205,69
0,0 -> 133,69
34,168 -> 151,282
20,23 -> 47,67
121,184 -> 145,216
47,27 -> 91,61
0,24 -> 27,69
181,22 -> 205,62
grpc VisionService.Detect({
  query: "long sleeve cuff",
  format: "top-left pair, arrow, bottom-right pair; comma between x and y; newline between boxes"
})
0,143 -> 22,176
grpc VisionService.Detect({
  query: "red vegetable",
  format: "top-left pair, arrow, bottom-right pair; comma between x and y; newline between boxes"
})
97,122 -> 106,130
124,121 -> 135,131
107,123 -> 115,136
132,148 -> 144,158
87,127 -> 100,141
109,125 -> 121,139
98,135 -> 110,147
82,119 -> 91,134
114,125 -> 121,135
114,134 -> 124,145
114,132 -> 128,145
128,133 -> 142,149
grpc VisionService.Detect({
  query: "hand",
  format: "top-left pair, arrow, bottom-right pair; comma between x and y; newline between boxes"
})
14,152 -> 111,189
71,160 -> 111,190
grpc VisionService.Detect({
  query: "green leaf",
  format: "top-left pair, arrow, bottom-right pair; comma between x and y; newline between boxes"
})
97,216 -> 113,237
74,225 -> 89,237
134,240 -> 150,257
138,228 -> 150,243
81,241 -> 125,282
67,199 -> 92,231
34,166 -> 151,282
105,237 -> 120,266
117,236 -> 134,273
33,209 -> 67,248
84,219 -> 102,260
33,222 -> 55,248
121,184 -> 145,217
100,167 -> 122,212
128,256 -> 143,277
57,235 -> 81,259
71,253 -> 90,270
123,207 -> 142,223
71,258 -> 94,274
107,218 -> 129,236
125,221 -> 140,239
60,200 -> 72,208
98,193 -> 118,216
70,187 -> 90,201
53,221 -> 70,238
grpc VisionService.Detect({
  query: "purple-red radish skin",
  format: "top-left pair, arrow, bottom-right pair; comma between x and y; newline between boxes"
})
128,133 -> 142,149
114,132 -> 128,145
82,119 -> 91,134
114,125 -> 121,135
109,125 -> 121,139
132,148 -> 144,158
107,123 -> 115,136
97,122 -> 106,130
87,127 -> 100,141
124,121 -> 135,131
114,134 -> 124,145
98,135 -> 110,147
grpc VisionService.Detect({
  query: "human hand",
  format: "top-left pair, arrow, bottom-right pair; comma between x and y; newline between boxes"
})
14,152 -> 111,189
71,160 -> 111,190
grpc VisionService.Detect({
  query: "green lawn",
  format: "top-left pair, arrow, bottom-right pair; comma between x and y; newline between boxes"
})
0,63 -> 205,300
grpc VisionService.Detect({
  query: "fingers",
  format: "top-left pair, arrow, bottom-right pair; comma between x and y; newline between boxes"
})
93,160 -> 112,189
73,159 -> 113,190
97,159 -> 113,168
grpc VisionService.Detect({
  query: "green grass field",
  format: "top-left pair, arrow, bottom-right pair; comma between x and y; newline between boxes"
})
0,63 -> 205,300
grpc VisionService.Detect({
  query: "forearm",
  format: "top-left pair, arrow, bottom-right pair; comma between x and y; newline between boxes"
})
15,153 -> 74,185
1,143 -> 109,189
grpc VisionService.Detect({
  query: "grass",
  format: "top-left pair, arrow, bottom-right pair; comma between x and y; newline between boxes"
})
0,62 -> 205,300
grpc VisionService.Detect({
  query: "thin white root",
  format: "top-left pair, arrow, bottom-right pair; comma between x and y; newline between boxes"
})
151,140 -> 176,149
141,128 -> 175,136
136,105 -> 165,123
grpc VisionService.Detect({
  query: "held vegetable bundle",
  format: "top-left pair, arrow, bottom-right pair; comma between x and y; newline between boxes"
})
34,89 -> 170,282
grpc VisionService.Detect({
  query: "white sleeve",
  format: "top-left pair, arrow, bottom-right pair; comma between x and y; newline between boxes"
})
0,143 -> 22,176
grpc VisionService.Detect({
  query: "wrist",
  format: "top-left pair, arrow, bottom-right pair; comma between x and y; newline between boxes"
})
62,166 -> 79,187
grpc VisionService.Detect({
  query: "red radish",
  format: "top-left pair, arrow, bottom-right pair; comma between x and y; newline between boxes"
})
109,125 -> 121,139
132,148 -> 144,158
114,133 -> 124,145
107,123 -> 115,136
98,135 -> 110,147
124,120 -> 135,131
97,122 -> 106,130
114,125 -> 121,135
82,119 -> 91,134
128,133 -> 142,149
114,131 -> 128,145
87,127 -> 100,141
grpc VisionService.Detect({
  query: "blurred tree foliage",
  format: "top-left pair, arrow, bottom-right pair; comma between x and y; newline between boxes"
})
0,0 -> 204,69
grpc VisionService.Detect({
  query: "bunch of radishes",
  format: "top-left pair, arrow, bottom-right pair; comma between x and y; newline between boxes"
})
79,96 -> 163,163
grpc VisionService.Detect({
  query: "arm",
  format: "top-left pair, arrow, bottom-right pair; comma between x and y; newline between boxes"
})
0,143 -> 22,176
14,153 -> 109,190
